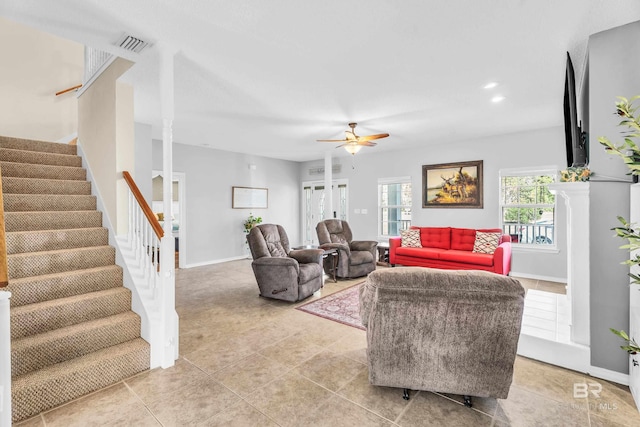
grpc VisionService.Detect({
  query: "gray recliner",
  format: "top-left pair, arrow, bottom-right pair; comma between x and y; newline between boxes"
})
316,219 -> 377,279
247,224 -> 324,302
359,267 -> 525,404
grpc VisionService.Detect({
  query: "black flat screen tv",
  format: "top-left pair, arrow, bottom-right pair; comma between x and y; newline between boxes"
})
563,52 -> 587,167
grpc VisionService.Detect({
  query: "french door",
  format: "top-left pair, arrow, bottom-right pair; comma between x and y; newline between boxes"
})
301,179 -> 348,245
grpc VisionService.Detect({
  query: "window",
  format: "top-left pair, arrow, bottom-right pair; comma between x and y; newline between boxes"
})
378,177 -> 412,238
499,168 -> 556,246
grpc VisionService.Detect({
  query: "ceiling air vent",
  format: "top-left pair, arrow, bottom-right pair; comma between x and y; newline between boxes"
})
309,164 -> 341,175
115,34 -> 149,54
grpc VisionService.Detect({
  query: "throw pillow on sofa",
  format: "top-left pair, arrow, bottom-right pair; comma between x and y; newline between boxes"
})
401,229 -> 421,248
472,231 -> 501,254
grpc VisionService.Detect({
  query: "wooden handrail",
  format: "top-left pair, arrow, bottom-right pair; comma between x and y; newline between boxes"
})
55,84 -> 83,96
0,166 -> 8,287
123,171 -> 164,239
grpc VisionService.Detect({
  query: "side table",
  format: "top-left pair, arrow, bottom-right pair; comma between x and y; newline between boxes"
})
377,242 -> 390,266
292,245 -> 339,283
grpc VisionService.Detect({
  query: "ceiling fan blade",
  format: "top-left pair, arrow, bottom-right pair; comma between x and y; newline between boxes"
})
359,141 -> 377,147
357,133 -> 389,142
317,139 -> 349,143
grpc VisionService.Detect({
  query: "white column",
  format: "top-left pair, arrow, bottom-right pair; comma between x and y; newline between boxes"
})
159,48 -> 177,368
549,182 -> 590,346
0,291 -> 11,427
324,151 -> 333,219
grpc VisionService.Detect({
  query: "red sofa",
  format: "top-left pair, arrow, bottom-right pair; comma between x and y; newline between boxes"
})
389,227 -> 512,275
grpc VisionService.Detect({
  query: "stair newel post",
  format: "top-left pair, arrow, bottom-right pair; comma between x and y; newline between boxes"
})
159,46 -> 178,367
0,291 -> 11,426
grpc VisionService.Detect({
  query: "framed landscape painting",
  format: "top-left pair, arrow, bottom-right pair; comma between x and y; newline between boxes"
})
422,160 -> 483,208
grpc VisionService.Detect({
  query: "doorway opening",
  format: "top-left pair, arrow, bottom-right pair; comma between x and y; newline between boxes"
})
151,171 -> 186,269
302,179 -> 348,246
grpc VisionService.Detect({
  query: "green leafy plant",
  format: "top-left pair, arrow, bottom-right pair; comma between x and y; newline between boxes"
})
610,328 -> 640,354
243,213 -> 262,234
598,95 -> 640,177
612,215 -> 640,284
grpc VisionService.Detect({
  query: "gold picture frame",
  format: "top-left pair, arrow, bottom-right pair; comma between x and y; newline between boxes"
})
422,160 -> 483,208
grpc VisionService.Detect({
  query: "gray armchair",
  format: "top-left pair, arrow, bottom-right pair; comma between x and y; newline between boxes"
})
247,224 -> 324,302
359,267 -> 524,404
316,219 -> 377,278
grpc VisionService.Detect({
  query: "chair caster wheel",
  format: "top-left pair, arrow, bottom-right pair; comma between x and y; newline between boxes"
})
403,389 -> 410,400
463,395 -> 473,408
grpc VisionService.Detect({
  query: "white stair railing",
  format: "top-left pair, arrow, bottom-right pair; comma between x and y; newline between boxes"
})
120,171 -> 177,368
0,291 -> 11,427
83,46 -> 114,85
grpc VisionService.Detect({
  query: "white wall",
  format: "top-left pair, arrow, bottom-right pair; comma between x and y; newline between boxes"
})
152,141 -> 300,266
300,126 -> 568,281
588,21 -> 640,374
78,58 -> 134,234
134,122 -> 153,204
0,16 -> 82,141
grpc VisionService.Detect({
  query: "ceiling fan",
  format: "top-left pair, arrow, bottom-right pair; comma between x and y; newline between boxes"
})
317,122 -> 389,155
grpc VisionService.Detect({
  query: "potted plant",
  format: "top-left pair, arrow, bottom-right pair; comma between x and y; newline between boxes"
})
600,95 -> 640,352
243,213 -> 262,234
598,95 -> 640,181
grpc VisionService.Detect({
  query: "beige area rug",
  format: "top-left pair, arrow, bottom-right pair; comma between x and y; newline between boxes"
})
296,283 -> 365,330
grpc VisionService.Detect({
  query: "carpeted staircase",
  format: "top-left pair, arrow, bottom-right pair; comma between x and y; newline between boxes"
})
0,135 -> 150,423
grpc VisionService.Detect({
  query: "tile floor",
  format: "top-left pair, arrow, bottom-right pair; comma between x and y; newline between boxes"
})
16,261 -> 640,426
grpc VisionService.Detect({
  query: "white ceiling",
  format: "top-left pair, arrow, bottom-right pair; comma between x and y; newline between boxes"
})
3,0 -> 640,162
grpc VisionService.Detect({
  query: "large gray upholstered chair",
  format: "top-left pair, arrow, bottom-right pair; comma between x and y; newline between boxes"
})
359,267 -> 525,405
247,224 -> 324,302
316,219 -> 377,279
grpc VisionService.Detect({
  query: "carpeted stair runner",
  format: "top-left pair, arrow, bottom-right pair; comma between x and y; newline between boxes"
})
1,135 -> 150,422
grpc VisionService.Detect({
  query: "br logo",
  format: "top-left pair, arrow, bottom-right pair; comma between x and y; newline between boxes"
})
573,382 -> 602,398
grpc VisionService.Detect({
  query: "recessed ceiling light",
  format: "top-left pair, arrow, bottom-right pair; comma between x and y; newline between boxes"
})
484,82 -> 499,89
491,95 -> 505,103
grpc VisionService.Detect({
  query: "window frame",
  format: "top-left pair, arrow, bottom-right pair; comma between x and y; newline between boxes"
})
378,176 -> 412,240
498,167 -> 558,251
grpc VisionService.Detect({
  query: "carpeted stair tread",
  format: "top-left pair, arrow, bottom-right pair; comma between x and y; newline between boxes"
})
1,133 -> 150,422
8,245 -> 115,279
10,287 -> 132,340
5,227 -> 108,255
0,135 -> 77,155
3,193 -> 96,212
11,311 -> 141,377
4,210 -> 102,232
1,176 -> 90,195
0,161 -> 86,181
0,147 -> 81,168
7,265 -> 123,307
11,338 -> 149,422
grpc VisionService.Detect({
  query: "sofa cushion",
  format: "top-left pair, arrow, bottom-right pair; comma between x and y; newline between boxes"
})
395,247 -> 446,260
450,228 -> 477,251
439,250 -> 494,266
418,227 -> 451,249
401,229 -> 421,247
473,231 -> 501,254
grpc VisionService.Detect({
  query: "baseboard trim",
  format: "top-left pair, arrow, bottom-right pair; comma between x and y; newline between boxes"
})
184,255 -> 249,269
517,333 -> 590,373
588,365 -> 629,386
510,271 -> 567,284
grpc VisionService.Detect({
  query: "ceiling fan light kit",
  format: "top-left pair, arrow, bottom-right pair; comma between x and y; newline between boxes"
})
317,122 -> 389,155
344,143 -> 362,155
